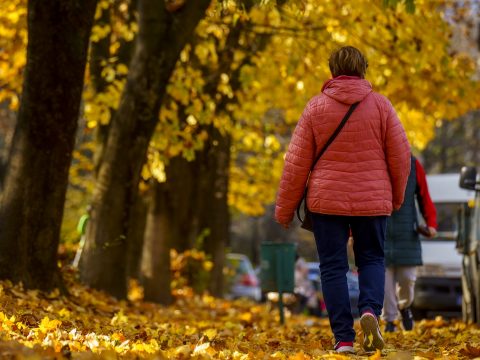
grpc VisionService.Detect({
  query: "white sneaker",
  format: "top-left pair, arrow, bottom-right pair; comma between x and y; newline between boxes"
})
334,341 -> 355,353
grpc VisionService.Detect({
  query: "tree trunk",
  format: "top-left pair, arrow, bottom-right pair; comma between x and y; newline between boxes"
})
142,130 -> 231,298
126,192 -> 148,279
163,157 -> 201,252
140,129 -> 230,298
80,0 -> 211,298
140,157 -> 201,302
0,0 -> 97,289
0,106 -> 16,190
140,181 -> 173,305
199,128 -> 231,297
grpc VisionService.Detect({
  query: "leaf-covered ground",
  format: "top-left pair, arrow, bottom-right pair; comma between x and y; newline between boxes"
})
0,269 -> 479,359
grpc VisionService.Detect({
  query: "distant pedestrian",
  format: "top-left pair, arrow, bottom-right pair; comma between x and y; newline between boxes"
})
383,155 -> 437,332
275,46 -> 411,353
294,254 -> 315,314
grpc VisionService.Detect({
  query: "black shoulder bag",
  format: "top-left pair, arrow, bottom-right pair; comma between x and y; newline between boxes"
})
296,102 -> 360,232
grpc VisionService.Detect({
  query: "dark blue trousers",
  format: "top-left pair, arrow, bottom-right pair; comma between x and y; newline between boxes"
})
312,213 -> 387,342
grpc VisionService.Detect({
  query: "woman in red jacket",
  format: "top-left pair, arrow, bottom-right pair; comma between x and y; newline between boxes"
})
275,46 -> 411,354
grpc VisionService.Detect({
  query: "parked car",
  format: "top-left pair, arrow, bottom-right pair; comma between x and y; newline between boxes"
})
307,262 -> 360,317
225,253 -> 261,302
413,174 -> 474,318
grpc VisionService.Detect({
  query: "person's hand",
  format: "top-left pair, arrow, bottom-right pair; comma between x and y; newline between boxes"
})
427,227 -> 437,238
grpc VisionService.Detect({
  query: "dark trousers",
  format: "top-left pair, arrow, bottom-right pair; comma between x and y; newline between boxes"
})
312,213 -> 387,342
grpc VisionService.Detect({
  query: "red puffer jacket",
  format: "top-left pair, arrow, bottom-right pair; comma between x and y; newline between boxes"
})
275,76 -> 411,225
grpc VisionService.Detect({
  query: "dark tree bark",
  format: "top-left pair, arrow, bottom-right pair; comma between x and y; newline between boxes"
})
0,0 -> 97,289
80,0 -> 211,299
140,181 -> 173,304
199,128 -> 231,296
126,191 -> 148,279
139,156 -> 204,302
0,106 -> 16,190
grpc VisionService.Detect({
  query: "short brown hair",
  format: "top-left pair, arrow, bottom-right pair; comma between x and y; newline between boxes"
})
328,46 -> 368,78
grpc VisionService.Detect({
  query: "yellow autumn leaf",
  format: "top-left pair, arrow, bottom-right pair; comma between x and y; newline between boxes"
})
111,332 -> 126,343
111,310 -> 129,325
193,342 -> 217,356
86,120 -> 97,129
175,344 -> 192,356
320,355 -> 350,360
239,312 -> 252,322
15,321 -> 27,330
132,342 -> 158,354
116,63 -> 129,75
58,308 -> 71,319
203,260 -> 214,271
204,328 -> 217,340
289,352 -> 311,360
369,349 -> 382,360
183,326 -> 196,336
38,317 -> 61,333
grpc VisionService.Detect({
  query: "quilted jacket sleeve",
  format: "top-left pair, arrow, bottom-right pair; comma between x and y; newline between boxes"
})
275,104 -> 315,224
384,100 -> 411,211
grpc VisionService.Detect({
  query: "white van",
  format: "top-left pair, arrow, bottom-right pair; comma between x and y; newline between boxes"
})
412,173 -> 475,318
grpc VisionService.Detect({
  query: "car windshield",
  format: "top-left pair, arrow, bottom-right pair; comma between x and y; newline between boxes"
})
228,259 -> 248,274
226,257 -> 251,275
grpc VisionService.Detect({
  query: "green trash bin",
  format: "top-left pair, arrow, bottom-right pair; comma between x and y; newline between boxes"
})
260,242 -> 295,293
260,242 -> 296,323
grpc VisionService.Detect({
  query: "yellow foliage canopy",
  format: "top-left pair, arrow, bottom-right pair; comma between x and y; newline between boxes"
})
228,0 -> 479,215
1,0 -> 478,218
0,0 -> 26,110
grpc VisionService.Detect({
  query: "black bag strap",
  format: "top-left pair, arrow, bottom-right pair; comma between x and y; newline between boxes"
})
309,101 -> 360,171
296,101 -> 360,222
